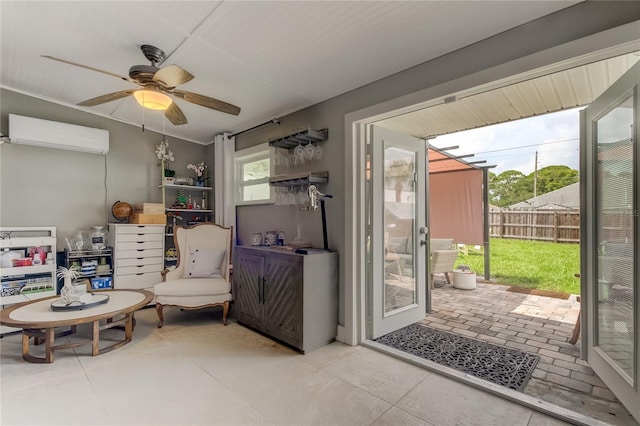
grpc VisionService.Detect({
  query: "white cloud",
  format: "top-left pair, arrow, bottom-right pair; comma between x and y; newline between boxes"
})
431,107 -> 582,175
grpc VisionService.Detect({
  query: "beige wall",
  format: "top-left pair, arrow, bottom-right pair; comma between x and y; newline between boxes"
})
0,89 -> 210,250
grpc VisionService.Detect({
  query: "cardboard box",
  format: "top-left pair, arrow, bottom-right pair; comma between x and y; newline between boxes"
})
130,213 -> 166,224
134,203 -> 165,215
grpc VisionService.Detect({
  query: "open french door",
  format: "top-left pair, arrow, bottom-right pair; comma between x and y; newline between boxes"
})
581,61 -> 640,421
370,124 -> 428,339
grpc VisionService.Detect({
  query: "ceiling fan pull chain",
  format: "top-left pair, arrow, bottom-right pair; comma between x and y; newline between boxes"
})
141,97 -> 146,132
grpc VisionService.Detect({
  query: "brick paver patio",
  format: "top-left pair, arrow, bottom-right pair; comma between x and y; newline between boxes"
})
423,277 -> 637,426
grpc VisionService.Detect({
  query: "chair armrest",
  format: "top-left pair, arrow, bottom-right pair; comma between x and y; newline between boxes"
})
162,266 -> 180,282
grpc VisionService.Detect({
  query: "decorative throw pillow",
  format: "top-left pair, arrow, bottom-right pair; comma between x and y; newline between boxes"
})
183,247 -> 226,279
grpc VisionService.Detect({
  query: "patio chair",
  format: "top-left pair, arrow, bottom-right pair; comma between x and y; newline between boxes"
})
430,249 -> 459,287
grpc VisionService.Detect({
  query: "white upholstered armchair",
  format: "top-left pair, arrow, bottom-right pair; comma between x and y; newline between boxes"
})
154,223 -> 232,328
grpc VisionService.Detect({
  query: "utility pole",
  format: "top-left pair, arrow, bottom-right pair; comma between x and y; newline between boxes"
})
534,151 -> 538,198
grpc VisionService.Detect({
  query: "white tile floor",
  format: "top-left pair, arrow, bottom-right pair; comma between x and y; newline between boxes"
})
1,307 -> 577,426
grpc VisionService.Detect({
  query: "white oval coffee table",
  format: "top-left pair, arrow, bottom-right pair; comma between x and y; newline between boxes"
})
0,289 -> 153,363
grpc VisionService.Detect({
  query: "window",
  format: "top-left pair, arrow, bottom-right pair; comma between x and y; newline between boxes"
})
235,143 -> 272,205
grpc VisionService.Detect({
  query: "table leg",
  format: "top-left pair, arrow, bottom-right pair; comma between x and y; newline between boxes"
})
23,329 -> 55,363
125,313 -> 133,341
22,332 -> 30,360
92,320 -> 100,356
45,327 -> 54,363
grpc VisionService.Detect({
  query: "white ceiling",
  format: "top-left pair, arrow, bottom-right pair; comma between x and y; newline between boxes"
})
378,52 -> 640,141
1,1 -> 578,145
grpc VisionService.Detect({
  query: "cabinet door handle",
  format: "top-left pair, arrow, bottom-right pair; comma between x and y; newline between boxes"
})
258,277 -> 263,303
262,277 -> 267,304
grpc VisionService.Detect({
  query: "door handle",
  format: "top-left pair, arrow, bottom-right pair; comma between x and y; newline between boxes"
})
419,227 -> 428,235
262,277 -> 267,304
259,277 -> 265,303
420,240 -> 427,246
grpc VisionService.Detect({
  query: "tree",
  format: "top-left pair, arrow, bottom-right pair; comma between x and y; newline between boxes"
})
489,165 -> 579,208
489,170 -> 531,207
534,165 -> 579,194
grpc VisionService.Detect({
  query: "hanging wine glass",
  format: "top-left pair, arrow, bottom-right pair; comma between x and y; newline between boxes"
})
276,187 -> 288,205
294,140 -> 305,165
313,141 -> 322,161
287,186 -> 297,205
297,186 -> 310,206
273,147 -> 281,166
304,141 -> 315,161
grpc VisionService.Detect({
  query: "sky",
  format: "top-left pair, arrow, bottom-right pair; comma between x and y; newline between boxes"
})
430,107 -> 583,176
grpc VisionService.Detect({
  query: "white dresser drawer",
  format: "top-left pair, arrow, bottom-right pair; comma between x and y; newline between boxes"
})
117,256 -> 163,267
116,248 -> 164,260
115,272 -> 163,290
115,225 -> 164,235
117,233 -> 163,243
117,264 -> 163,276
116,241 -> 163,251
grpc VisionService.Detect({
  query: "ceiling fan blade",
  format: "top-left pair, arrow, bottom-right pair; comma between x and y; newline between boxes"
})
172,90 -> 241,116
153,64 -> 194,87
77,90 -> 135,107
41,55 -> 135,83
165,102 -> 188,126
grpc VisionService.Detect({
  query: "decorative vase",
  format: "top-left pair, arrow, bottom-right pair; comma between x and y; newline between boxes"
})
60,277 -> 76,304
196,181 -> 204,187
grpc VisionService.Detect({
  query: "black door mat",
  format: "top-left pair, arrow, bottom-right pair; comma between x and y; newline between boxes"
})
375,323 -> 539,391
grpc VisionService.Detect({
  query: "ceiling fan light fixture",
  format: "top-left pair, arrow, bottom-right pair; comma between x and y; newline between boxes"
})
133,89 -> 172,111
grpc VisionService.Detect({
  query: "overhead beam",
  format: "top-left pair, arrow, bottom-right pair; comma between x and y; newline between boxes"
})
429,145 -> 459,151
429,153 -> 475,162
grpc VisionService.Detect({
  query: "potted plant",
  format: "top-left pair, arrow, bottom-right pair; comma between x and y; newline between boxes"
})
155,138 -> 176,183
187,162 -> 209,187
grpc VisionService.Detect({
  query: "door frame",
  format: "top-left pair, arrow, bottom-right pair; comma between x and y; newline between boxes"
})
343,22 -> 640,347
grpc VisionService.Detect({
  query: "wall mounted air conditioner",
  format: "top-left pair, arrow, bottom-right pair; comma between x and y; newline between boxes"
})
8,114 -> 109,154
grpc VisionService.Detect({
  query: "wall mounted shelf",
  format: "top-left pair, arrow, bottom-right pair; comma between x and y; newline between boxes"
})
269,171 -> 329,187
158,184 -> 213,190
268,128 -> 328,150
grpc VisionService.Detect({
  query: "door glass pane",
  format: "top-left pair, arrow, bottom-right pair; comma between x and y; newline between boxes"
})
384,146 -> 416,314
595,94 -> 635,382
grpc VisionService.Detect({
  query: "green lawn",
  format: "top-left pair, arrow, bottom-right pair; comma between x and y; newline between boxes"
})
454,238 -> 580,294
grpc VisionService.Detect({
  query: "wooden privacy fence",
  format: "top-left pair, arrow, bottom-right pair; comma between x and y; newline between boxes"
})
490,210 -> 580,243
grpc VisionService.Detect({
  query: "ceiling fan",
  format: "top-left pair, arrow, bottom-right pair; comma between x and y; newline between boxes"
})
42,44 -> 241,125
